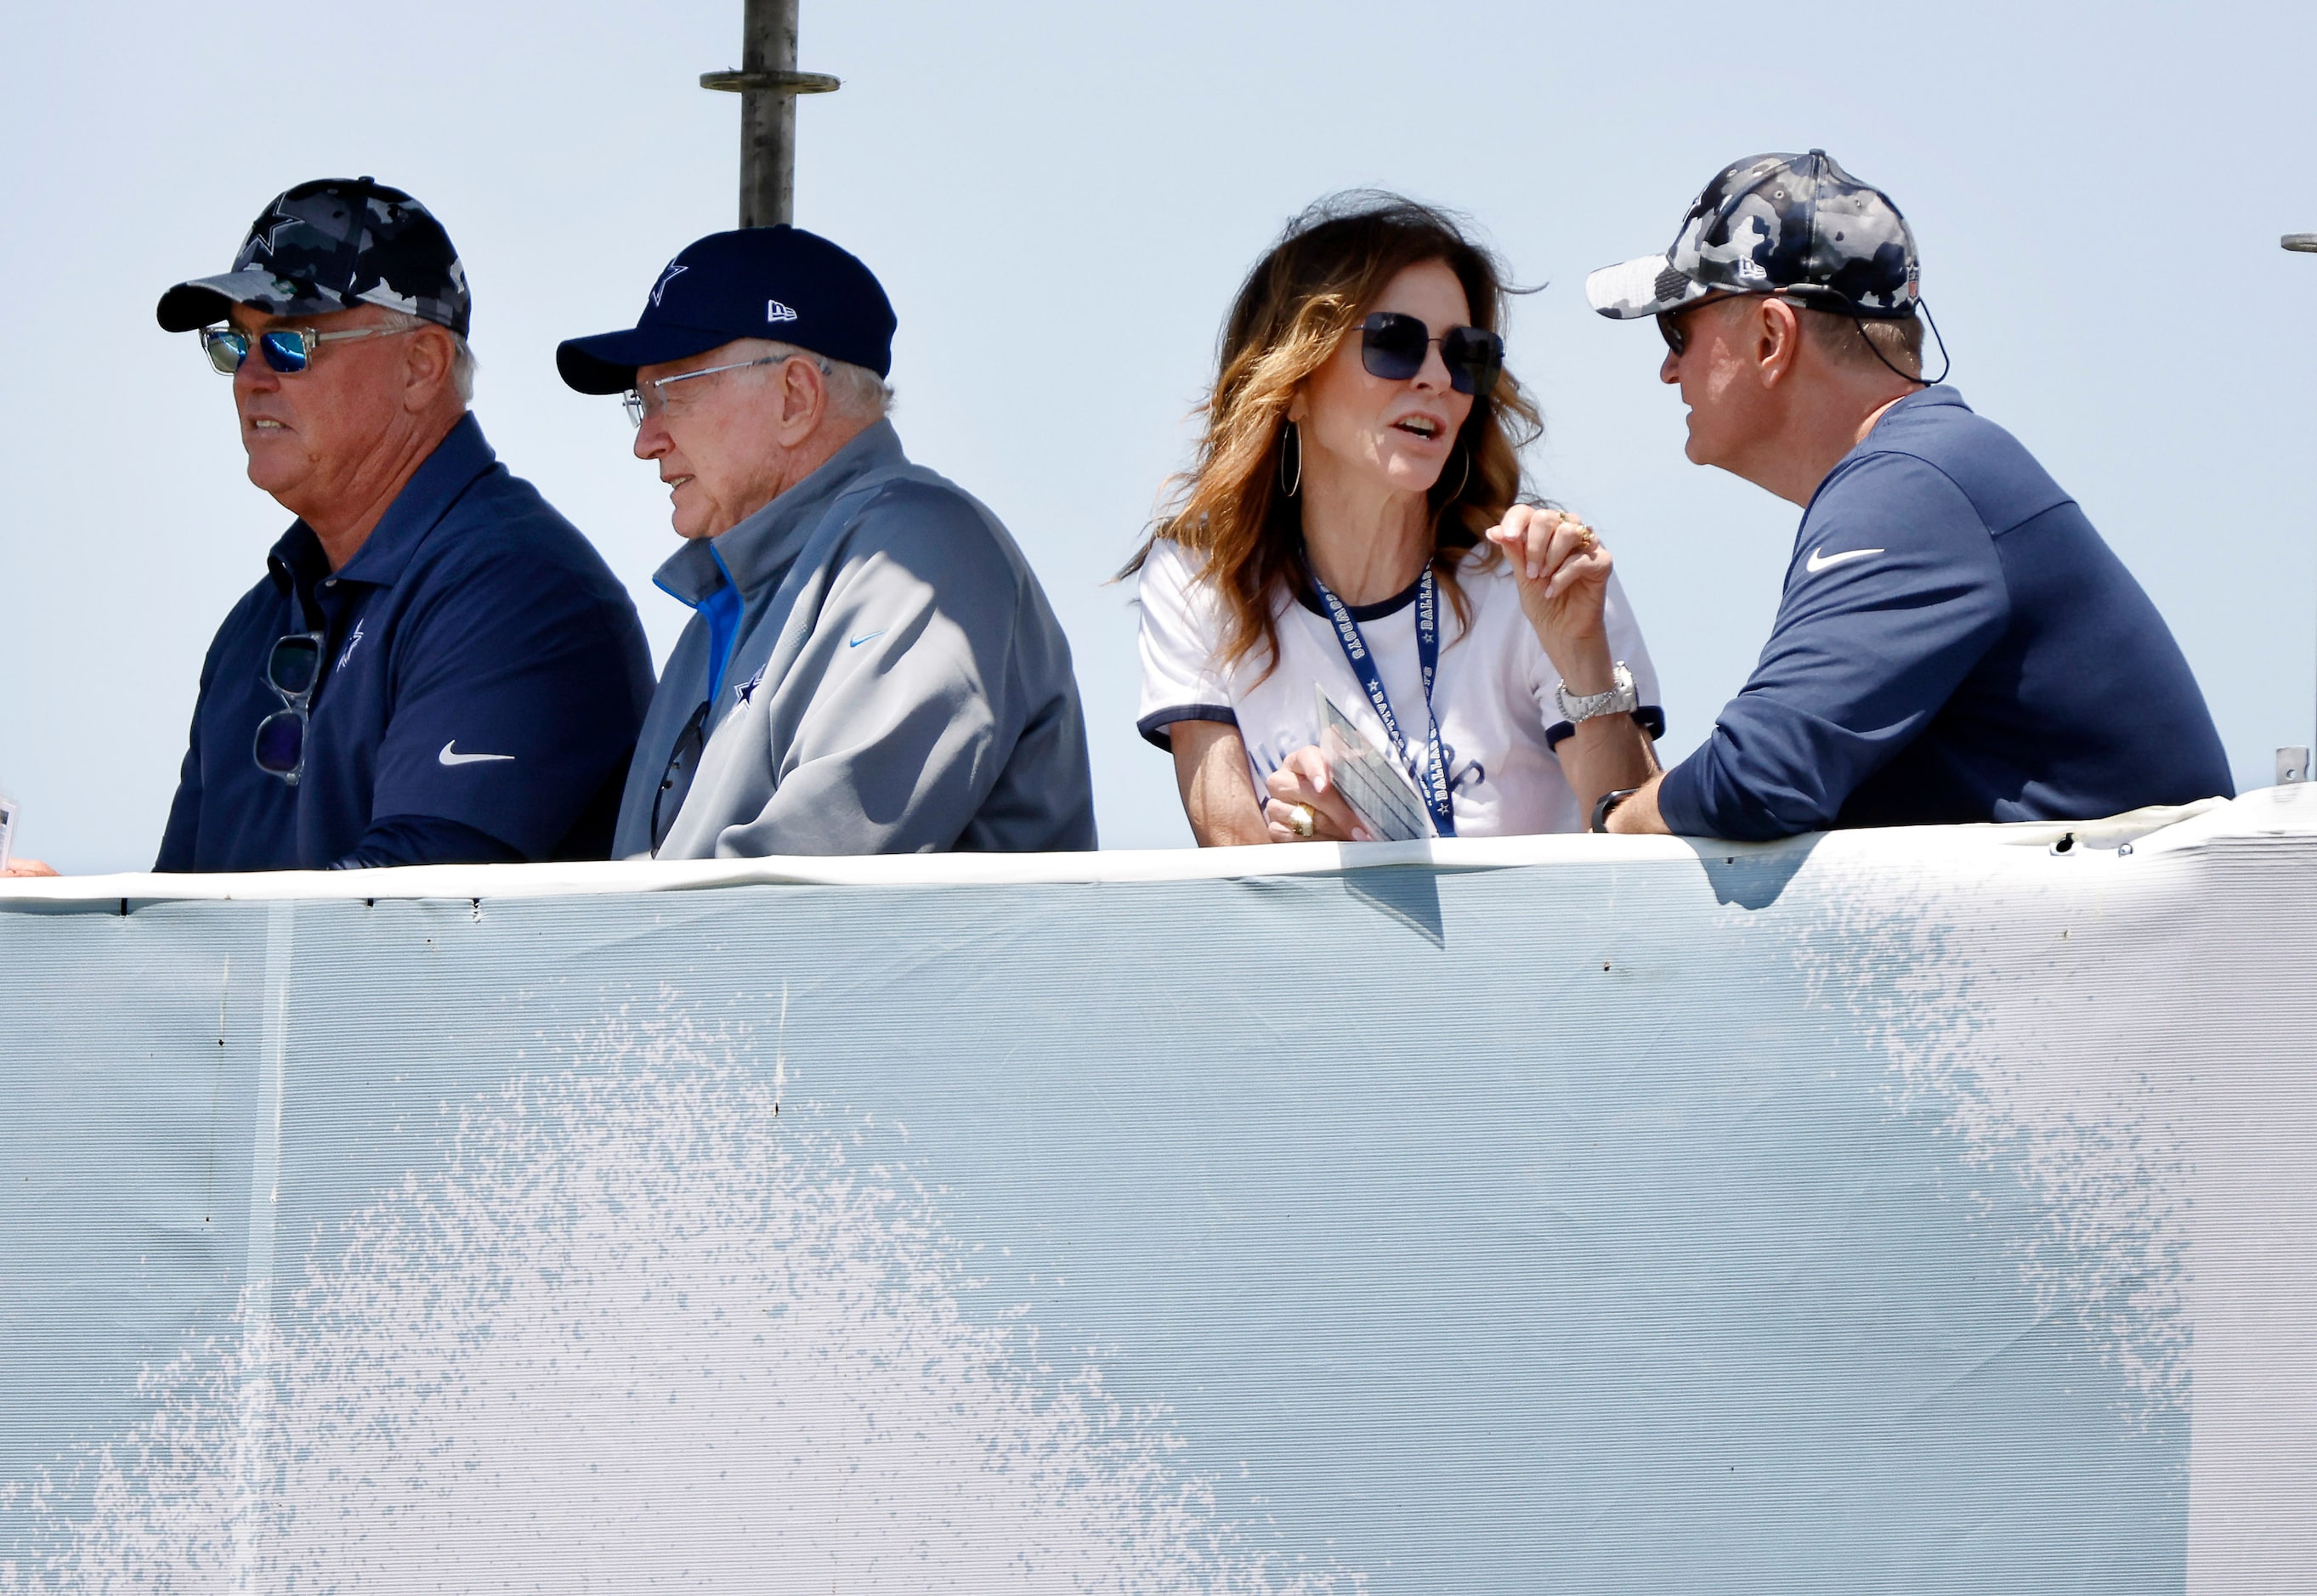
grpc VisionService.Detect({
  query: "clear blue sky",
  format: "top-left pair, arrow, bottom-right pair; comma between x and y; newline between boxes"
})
3,1 -> 2311,870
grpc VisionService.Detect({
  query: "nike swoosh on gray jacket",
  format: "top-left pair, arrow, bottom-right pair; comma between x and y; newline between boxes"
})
612,421 -> 1097,858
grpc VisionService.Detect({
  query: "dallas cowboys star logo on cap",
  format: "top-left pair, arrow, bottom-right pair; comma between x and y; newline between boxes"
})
245,205 -> 303,259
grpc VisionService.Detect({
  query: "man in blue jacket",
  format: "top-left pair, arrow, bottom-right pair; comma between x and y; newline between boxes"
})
1572,150 -> 2229,840
148,178 -> 654,872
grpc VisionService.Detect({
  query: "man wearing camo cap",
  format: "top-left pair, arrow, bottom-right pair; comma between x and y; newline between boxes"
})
1562,150 -> 2228,838
149,177 -> 654,872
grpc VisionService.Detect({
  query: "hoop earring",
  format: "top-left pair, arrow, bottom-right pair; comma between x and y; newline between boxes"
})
1443,449 -> 1470,501
1278,421 -> 1302,498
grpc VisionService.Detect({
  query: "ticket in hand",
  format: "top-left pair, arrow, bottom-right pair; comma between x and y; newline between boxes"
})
1315,688 -> 1436,842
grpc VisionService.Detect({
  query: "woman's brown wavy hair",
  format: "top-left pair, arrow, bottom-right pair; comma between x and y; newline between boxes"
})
1125,191 -> 1542,680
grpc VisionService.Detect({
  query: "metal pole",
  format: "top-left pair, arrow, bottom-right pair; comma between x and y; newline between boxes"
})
703,0 -> 839,229
2287,235 -> 2317,780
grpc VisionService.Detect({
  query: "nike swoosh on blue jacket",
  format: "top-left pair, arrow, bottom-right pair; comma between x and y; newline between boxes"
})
1657,388 -> 2231,840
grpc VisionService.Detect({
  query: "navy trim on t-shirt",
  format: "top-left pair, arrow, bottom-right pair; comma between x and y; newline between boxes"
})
1138,704 -> 1239,751
1545,705 -> 1666,750
1291,572 -> 1424,622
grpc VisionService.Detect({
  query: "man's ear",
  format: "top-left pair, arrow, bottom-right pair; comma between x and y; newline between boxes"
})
1756,297 -> 1803,388
775,356 -> 828,441
405,325 -> 456,410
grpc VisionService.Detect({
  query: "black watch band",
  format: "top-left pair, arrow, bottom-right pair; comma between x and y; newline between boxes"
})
1590,787 -> 1642,835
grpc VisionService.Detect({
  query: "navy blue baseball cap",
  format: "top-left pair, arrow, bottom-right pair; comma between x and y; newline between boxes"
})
557,225 -> 897,393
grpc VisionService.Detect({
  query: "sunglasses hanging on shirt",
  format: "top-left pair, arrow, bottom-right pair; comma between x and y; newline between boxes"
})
1358,312 -> 1504,399
252,631 -> 326,785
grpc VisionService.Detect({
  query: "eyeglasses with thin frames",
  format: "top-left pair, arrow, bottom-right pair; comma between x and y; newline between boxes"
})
201,322 -> 420,376
622,354 -> 797,428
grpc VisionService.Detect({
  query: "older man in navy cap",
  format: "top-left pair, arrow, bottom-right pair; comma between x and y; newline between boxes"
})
1505,150 -> 2229,840
138,176 -> 654,874
559,226 -> 1095,857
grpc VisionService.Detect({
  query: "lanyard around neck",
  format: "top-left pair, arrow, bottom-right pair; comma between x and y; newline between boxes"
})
1309,564 -> 1458,838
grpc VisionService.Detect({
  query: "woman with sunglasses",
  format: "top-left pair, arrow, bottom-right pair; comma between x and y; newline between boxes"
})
1130,193 -> 1663,845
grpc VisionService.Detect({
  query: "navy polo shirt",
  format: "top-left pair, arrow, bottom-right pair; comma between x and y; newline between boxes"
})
1658,387 -> 2232,840
156,414 -> 655,872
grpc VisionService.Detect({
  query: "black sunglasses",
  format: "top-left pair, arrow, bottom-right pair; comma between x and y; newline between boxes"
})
649,699 -> 713,855
1656,294 -> 1742,359
1359,312 -> 1503,398
253,631 -> 326,785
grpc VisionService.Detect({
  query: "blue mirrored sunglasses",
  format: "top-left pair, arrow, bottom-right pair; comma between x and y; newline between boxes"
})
201,322 -> 418,376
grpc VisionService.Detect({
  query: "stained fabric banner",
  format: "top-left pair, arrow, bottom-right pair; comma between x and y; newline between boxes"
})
3,792 -> 2314,1593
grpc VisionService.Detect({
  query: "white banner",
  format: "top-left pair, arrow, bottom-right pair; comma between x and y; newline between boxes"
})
3,790 -> 2314,1593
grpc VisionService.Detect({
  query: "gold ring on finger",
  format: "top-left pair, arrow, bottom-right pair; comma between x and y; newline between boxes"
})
1287,803 -> 1317,839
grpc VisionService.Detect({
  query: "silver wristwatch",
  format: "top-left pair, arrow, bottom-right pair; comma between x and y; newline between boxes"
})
1555,661 -> 1638,725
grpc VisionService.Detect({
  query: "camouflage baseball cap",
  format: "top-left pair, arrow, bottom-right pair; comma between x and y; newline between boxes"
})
155,177 -> 471,337
1586,150 -> 1920,321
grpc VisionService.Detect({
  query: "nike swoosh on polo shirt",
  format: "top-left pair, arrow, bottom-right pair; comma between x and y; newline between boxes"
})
1805,546 -> 1884,574
439,741 -> 515,767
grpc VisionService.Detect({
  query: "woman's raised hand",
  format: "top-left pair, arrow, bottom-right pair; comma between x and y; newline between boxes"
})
1485,505 -> 1614,668
1264,748 -> 1371,844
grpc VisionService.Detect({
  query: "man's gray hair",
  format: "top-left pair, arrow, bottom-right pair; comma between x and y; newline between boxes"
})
378,309 -> 479,403
737,337 -> 895,421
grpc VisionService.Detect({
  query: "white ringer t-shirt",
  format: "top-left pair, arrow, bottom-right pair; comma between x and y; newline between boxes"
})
1135,539 -> 1663,838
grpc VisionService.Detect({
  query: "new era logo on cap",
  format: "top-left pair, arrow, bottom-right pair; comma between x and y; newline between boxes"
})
767,299 -> 797,323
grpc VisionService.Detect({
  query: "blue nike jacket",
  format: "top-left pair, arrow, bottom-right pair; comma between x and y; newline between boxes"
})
1657,387 -> 2230,840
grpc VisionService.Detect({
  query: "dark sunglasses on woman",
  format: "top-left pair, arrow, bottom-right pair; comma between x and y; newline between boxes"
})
1359,312 -> 1504,398
201,322 -> 418,376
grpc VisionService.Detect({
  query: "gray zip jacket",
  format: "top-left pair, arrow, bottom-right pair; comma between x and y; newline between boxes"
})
612,421 -> 1096,858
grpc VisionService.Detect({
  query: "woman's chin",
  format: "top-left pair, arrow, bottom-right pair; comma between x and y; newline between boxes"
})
1384,457 -> 1451,495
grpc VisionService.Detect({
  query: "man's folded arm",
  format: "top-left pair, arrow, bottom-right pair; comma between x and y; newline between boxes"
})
329,814 -> 525,869
1657,456 -> 2009,840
